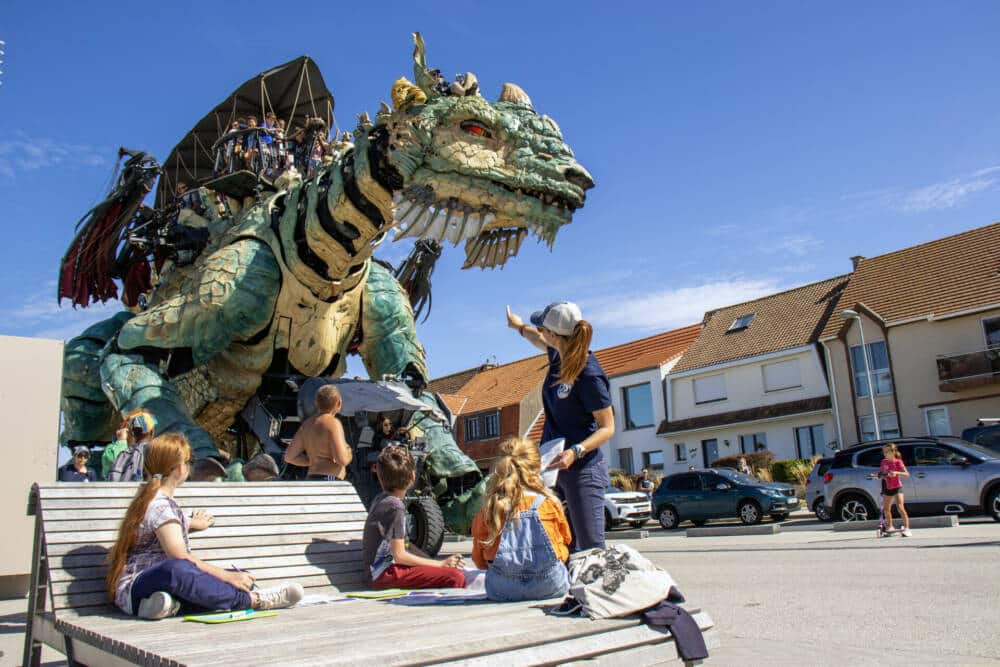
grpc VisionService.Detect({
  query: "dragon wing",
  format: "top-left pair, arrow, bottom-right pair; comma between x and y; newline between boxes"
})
117,238 -> 281,365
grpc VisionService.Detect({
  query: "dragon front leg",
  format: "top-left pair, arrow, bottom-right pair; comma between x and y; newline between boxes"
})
357,260 -> 429,384
99,347 -> 219,458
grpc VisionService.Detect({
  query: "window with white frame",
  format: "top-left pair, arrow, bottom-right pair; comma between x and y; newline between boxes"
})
674,443 -> 687,462
622,382 -> 654,430
794,424 -> 825,458
693,374 -> 726,404
464,411 -> 500,442
762,358 -> 802,392
849,341 -> 893,397
984,316 -> 1000,349
924,407 -> 952,436
859,413 -> 900,442
642,450 -> 665,471
739,432 -> 767,453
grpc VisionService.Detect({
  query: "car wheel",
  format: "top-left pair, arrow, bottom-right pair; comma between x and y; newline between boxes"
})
604,509 -> 615,531
738,500 -> 762,525
406,496 -> 445,557
836,494 -> 875,522
987,486 -> 1000,522
813,498 -> 833,522
658,505 -> 679,530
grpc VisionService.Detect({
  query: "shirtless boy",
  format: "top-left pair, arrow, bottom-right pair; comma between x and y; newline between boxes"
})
285,386 -> 353,480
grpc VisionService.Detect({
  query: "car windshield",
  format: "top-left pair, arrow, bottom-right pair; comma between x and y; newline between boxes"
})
936,437 -> 999,459
711,468 -> 758,484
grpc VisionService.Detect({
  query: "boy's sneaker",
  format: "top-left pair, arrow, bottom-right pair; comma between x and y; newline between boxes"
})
549,596 -> 583,617
137,591 -> 180,620
254,582 -> 304,610
901,528 -> 912,537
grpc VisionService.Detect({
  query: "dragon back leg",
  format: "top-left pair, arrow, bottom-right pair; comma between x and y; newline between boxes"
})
60,311 -> 134,444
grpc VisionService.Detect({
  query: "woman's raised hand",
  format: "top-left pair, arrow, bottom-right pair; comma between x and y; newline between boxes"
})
506,305 -> 523,330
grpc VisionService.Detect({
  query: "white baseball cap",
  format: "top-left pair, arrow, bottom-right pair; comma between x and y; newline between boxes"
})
530,301 -> 583,336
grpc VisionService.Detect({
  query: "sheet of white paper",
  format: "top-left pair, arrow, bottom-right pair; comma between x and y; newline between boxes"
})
539,438 -> 566,487
297,592 -> 353,607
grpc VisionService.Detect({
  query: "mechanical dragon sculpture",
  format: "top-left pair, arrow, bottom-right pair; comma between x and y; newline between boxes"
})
59,34 -> 593,532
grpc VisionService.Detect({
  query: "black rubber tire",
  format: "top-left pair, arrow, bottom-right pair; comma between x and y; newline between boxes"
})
813,498 -> 833,522
658,505 -> 680,530
836,493 -> 876,522
770,513 -> 789,522
604,509 -> 615,531
986,485 -> 1000,522
738,500 -> 763,525
691,520 -> 707,527
407,496 -> 445,557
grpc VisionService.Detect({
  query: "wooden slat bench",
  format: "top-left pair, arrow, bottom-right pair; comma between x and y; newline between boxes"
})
23,482 -> 718,666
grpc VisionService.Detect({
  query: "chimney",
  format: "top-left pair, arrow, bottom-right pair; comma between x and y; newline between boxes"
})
850,255 -> 865,270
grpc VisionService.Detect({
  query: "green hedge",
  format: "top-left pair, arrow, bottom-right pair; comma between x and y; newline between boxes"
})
771,458 -> 813,484
711,451 -> 774,472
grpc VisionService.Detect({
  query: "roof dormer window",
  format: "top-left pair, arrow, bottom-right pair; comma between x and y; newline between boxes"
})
728,313 -> 754,332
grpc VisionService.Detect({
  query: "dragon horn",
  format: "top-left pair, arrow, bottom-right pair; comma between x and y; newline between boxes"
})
498,83 -> 533,108
412,32 -> 439,98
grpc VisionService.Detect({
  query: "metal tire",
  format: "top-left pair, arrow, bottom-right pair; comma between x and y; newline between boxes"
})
738,500 -> 762,525
837,495 -> 875,522
658,506 -> 679,530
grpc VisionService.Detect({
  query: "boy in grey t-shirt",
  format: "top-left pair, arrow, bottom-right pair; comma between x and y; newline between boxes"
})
361,445 -> 465,588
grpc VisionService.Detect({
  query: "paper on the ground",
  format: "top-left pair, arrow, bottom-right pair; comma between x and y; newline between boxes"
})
297,592 -> 353,607
462,568 -> 486,594
539,438 -> 566,487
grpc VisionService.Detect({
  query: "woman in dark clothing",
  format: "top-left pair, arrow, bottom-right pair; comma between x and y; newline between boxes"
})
59,446 -> 97,482
506,302 -> 615,551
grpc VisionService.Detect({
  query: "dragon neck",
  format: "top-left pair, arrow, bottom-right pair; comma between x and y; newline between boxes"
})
284,131 -> 397,300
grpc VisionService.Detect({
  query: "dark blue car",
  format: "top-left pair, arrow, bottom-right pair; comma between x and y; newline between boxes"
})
652,468 -> 800,529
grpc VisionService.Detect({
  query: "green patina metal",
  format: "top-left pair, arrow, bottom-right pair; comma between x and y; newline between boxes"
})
59,34 -> 593,531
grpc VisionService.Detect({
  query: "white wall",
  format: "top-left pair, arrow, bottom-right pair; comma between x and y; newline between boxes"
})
601,360 -> 679,474
0,336 -> 62,595
670,348 -> 830,420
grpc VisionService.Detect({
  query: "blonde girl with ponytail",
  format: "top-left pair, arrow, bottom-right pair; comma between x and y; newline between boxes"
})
506,302 -> 615,552
107,433 -> 303,619
472,438 -> 572,601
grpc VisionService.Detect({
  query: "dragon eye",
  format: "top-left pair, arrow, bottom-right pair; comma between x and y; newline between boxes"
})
460,120 -> 493,139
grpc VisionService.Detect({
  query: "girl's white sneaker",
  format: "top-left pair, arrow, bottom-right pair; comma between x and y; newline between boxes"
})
137,591 -> 180,620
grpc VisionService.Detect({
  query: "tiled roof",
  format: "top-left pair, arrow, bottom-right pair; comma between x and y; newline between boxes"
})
672,276 -> 849,374
427,367 -> 485,395
428,324 -> 701,418
819,221 -> 1000,339
594,325 -> 702,377
437,393 -> 469,415
657,396 -> 832,435
448,354 -> 550,415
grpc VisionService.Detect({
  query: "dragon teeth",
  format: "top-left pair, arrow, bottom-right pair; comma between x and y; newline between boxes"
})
392,192 -> 405,207
423,207 -> 447,242
395,204 -> 428,240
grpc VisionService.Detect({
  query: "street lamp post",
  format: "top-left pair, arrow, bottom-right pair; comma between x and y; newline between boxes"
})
841,309 -> 881,440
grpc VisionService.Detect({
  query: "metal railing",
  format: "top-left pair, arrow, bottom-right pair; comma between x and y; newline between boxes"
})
936,347 -> 1000,386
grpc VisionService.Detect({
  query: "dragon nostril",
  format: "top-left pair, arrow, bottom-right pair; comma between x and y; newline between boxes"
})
564,166 -> 595,191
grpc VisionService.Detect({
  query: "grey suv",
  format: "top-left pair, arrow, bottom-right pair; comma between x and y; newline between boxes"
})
822,437 -> 1000,522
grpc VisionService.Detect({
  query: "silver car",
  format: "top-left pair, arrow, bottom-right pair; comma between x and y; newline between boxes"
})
822,437 -> 1000,522
806,457 -> 834,521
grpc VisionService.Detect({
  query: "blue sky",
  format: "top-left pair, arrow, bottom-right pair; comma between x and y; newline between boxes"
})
4,2 -> 1000,379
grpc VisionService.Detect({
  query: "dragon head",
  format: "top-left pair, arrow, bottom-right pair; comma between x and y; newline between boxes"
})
369,33 -> 594,270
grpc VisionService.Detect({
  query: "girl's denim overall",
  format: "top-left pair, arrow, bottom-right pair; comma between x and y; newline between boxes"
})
485,494 -> 569,602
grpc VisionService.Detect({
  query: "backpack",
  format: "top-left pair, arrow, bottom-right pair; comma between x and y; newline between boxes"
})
567,543 -> 676,619
107,443 -> 147,482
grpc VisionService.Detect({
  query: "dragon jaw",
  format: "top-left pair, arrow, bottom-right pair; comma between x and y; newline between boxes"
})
373,35 -> 594,270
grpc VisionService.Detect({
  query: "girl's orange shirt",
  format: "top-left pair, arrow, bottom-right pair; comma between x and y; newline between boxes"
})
471,494 -> 572,569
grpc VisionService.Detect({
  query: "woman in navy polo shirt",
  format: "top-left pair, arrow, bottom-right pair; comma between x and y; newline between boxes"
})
506,302 -> 615,551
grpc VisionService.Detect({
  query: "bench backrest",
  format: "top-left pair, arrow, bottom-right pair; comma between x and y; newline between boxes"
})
30,481 -> 368,616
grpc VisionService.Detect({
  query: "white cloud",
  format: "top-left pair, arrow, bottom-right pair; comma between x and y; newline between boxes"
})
0,133 -> 108,181
849,166 -> 1000,214
583,278 -> 783,331
2,282 -> 124,342
758,234 -> 821,257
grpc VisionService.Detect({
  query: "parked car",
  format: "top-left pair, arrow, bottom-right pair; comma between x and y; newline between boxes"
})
822,437 -> 1000,523
961,420 -> 1000,454
604,485 -> 651,529
652,468 -> 799,529
806,457 -> 834,521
